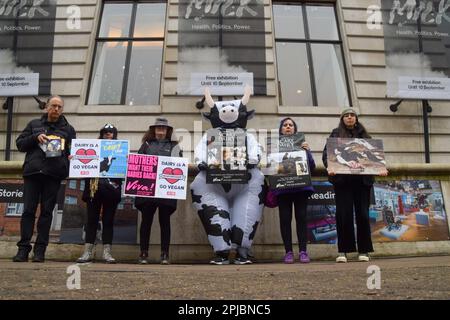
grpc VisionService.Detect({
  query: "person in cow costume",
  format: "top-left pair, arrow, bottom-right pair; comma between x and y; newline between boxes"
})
190,86 -> 265,265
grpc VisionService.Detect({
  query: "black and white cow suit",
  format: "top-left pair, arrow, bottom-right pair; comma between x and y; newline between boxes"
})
190,87 -> 265,264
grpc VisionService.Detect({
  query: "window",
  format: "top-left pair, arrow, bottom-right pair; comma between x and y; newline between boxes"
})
273,3 -> 351,107
5,203 -> 23,216
65,196 -> 78,205
87,1 -> 167,106
68,180 -> 77,190
80,180 -> 85,191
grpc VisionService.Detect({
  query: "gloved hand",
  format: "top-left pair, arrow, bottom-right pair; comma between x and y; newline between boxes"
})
198,161 -> 208,171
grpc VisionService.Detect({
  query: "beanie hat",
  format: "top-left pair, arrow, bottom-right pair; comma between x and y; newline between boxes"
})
340,108 -> 358,119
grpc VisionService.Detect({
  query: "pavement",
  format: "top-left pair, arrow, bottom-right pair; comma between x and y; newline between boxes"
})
0,255 -> 449,300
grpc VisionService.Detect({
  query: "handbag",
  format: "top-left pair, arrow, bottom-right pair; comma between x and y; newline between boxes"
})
264,189 -> 278,208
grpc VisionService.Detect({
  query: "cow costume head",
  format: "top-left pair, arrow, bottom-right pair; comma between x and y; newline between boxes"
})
202,86 -> 255,129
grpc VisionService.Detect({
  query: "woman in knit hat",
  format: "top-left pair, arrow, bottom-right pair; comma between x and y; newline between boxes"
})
322,109 -> 388,263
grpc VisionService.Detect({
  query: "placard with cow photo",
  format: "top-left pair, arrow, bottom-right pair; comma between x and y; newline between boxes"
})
206,128 -> 249,184
69,139 -> 129,178
125,154 -> 188,200
326,138 -> 387,175
266,132 -> 311,189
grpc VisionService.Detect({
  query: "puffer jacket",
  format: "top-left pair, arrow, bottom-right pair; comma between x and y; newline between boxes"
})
134,139 -> 183,210
16,114 -> 76,180
322,127 -> 374,187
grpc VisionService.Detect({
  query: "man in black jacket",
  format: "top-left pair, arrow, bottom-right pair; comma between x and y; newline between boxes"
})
13,95 -> 76,262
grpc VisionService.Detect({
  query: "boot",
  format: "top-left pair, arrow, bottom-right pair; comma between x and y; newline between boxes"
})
103,244 -> 116,264
13,248 -> 30,262
77,243 -> 95,263
32,246 -> 46,263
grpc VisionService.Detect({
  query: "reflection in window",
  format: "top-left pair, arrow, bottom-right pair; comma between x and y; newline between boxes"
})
126,42 -> 163,106
273,5 -> 304,39
306,6 -> 339,41
98,4 -> 133,38
6,203 -> 23,216
273,3 -> 350,107
88,42 -> 128,105
311,44 -> 350,106
87,2 -> 166,106
65,196 -> 78,205
276,42 -> 312,106
68,180 -> 77,190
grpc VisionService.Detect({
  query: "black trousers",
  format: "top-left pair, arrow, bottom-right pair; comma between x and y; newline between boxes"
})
84,195 -> 118,245
278,192 -> 309,252
140,204 -> 175,253
17,174 -> 62,252
334,182 -> 374,253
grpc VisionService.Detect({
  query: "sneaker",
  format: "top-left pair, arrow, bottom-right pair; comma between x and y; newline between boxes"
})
210,256 -> 230,265
336,253 -> 347,263
283,251 -> 294,264
160,252 -> 170,265
138,252 -> 149,264
234,254 -> 252,265
12,248 -> 30,262
358,253 -> 370,262
103,244 -> 116,264
299,251 -> 310,263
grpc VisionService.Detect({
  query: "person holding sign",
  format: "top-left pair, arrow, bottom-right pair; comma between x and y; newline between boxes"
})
322,109 -> 388,263
273,118 -> 315,264
76,124 -> 122,264
13,96 -> 76,263
134,118 -> 182,265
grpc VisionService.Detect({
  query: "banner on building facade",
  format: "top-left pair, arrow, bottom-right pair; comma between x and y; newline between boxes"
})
125,154 -> 188,200
266,133 -> 311,189
69,139 -> 129,178
326,138 -> 386,175
206,128 -> 249,184
177,0 -> 266,95
381,0 -> 450,100
0,0 -> 57,95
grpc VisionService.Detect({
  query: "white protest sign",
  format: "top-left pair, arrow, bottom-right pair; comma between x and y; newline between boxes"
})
69,139 -> 100,178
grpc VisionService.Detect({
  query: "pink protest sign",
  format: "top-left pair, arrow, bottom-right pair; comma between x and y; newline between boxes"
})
124,153 -> 158,197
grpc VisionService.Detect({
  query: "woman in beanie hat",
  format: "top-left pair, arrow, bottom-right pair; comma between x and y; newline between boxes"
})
77,124 -> 122,264
274,117 -> 315,264
135,118 -> 182,265
322,109 -> 388,263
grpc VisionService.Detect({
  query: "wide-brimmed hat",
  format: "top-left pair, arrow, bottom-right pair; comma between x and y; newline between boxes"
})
150,117 -> 173,129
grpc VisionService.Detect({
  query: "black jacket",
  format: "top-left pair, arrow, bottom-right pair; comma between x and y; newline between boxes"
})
322,128 -> 374,187
82,178 -> 123,204
16,115 -> 76,180
134,139 -> 183,210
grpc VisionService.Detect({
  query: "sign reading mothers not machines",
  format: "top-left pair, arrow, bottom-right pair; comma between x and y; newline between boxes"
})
381,0 -> 450,100
0,0 -> 57,95
124,153 -> 189,200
